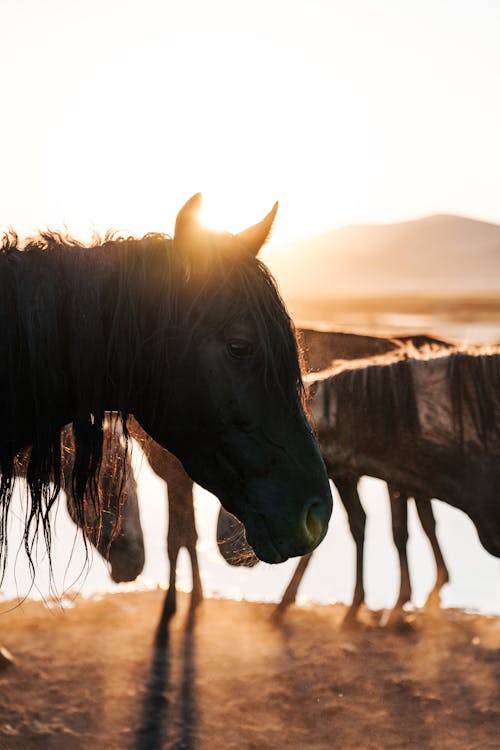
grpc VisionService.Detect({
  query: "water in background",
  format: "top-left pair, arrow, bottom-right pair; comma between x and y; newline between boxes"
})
1,313 -> 499,615
1,469 -> 498,615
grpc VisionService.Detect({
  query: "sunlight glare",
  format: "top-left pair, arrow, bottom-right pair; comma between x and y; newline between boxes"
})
19,35 -> 365,245
200,193 -> 277,236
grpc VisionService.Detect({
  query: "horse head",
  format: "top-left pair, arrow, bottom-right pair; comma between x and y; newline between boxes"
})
133,195 -> 333,564
62,424 -> 145,583
216,505 -> 259,567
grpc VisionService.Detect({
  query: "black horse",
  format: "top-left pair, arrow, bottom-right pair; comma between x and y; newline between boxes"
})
0,194 -> 332,575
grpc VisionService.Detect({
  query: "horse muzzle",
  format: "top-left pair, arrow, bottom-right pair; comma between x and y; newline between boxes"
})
242,488 -> 332,564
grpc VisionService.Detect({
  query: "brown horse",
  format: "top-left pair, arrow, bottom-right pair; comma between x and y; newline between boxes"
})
274,329 -> 453,623
299,326 -> 452,372
0,195 -> 332,578
297,346 -> 500,620
14,421 -> 145,585
62,421 -> 145,585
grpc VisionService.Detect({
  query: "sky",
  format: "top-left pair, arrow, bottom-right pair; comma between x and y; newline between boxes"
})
1,0 -> 500,243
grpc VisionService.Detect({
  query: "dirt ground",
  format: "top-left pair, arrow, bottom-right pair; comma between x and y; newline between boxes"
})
0,590 -> 498,750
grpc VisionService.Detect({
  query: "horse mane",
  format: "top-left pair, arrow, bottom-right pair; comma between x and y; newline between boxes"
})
447,349 -> 500,447
324,344 -> 500,452
332,352 -> 420,452
0,228 -> 303,579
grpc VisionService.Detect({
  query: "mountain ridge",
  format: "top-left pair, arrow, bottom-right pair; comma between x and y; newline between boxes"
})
263,213 -> 500,297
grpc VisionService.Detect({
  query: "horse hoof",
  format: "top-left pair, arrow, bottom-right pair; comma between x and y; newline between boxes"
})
271,601 -> 292,622
424,591 -> 442,610
340,615 -> 360,631
383,608 -> 416,633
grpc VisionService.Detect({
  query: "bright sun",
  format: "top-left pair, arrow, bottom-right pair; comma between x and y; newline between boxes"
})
198,193 -> 279,236
19,30 -> 361,246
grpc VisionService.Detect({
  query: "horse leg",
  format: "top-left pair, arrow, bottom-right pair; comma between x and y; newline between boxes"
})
274,553 -> 313,618
182,484 -> 203,609
165,531 -> 180,617
335,475 -> 366,626
414,496 -> 449,609
165,453 -> 203,611
387,485 -> 411,626
188,541 -> 203,609
137,429 -> 203,616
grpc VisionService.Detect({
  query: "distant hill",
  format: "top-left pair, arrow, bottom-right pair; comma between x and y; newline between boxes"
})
263,214 -> 500,298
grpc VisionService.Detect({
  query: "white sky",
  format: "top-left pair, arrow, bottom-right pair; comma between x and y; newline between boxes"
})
1,0 -> 499,242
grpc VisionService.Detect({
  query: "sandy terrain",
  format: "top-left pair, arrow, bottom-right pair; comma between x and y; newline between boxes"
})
0,590 -> 498,749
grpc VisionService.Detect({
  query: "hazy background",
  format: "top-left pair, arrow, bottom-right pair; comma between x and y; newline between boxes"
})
2,0 -> 500,242
1,1 -> 499,613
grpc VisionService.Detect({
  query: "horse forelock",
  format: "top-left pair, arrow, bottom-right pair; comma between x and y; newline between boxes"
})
235,257 -> 304,406
177,252 -> 305,407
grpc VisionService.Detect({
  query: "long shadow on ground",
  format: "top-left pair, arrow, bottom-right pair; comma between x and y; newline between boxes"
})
135,596 -> 198,750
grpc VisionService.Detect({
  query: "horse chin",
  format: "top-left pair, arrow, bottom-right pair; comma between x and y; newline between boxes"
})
239,513 -> 289,564
245,527 -> 288,564
105,537 -> 146,583
182,448 -> 331,564
215,501 -> 284,564
241,504 -> 330,564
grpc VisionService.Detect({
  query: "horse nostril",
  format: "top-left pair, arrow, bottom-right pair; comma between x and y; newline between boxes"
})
303,498 -> 327,545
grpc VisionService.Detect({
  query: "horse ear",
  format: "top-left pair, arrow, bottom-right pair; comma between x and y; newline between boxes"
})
235,202 -> 279,257
174,194 -> 279,260
174,193 -> 204,253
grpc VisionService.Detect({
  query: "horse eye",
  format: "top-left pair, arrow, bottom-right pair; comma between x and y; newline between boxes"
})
227,339 -> 254,358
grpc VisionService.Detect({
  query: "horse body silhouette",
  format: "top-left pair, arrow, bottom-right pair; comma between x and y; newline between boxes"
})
0,195 -> 332,574
309,347 -> 500,560
299,327 -> 452,372
275,329 -> 453,623
278,346 -> 500,621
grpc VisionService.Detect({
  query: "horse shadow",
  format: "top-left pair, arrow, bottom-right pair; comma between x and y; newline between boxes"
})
135,594 -> 197,750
